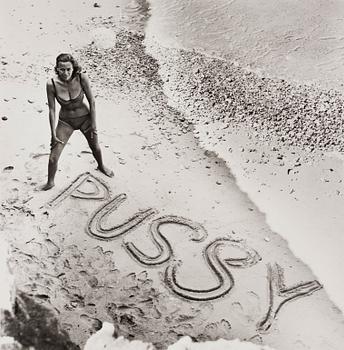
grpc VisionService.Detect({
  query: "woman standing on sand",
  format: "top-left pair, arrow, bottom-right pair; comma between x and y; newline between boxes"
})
42,53 -> 113,190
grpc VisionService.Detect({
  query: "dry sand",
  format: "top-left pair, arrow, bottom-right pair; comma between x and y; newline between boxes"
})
1,1 -> 344,349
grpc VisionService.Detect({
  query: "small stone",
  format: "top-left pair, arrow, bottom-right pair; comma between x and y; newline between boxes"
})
2,116 -> 8,120
27,99 -> 34,104
93,2 -> 101,7
3,165 -> 14,172
88,276 -> 98,288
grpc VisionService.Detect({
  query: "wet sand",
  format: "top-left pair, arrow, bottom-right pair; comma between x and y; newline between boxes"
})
1,1 -> 344,349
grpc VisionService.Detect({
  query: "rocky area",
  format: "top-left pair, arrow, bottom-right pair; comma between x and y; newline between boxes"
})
144,45 -> 344,153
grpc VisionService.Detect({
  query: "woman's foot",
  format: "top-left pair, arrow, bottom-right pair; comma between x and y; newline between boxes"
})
41,182 -> 55,191
97,166 -> 114,177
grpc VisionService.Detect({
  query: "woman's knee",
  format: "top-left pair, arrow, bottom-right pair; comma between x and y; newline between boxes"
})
49,154 -> 58,165
49,149 -> 62,164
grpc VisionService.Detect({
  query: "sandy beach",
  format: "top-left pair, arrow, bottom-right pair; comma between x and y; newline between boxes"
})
1,1 -> 344,349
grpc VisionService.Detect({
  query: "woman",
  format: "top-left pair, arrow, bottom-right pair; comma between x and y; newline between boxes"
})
42,53 -> 113,190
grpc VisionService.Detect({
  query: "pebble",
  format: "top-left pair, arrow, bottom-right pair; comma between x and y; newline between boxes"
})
3,165 -> 14,172
88,276 -> 98,288
2,116 -> 8,121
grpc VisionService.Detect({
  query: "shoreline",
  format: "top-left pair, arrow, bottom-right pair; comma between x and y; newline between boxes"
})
143,35 -> 344,314
147,0 -> 344,93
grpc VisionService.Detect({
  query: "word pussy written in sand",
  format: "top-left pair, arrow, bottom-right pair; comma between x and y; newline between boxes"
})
47,172 -> 322,332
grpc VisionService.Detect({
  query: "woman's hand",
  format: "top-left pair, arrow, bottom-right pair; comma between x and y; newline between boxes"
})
90,123 -> 98,140
50,134 -> 64,148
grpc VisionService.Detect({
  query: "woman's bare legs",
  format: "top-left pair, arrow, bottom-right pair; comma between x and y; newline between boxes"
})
42,122 -> 74,190
83,130 -> 114,177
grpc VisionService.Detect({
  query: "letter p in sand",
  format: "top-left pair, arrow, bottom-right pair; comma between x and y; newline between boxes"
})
47,172 -> 111,208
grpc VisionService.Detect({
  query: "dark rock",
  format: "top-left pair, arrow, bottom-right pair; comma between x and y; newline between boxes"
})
1,292 -> 80,350
3,165 -> 14,172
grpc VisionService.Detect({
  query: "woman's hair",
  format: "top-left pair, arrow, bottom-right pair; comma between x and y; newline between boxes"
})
54,53 -> 82,78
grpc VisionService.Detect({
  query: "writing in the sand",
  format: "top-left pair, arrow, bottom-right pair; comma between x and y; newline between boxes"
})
47,172 -> 322,332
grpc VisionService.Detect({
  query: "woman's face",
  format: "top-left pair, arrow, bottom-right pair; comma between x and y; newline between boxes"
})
56,61 -> 73,81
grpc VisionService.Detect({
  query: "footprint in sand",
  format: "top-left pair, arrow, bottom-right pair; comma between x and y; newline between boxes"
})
80,314 -> 102,331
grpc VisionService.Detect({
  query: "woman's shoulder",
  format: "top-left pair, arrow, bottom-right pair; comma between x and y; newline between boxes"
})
46,77 -> 56,93
46,76 -> 57,87
79,72 -> 89,82
78,72 -> 91,89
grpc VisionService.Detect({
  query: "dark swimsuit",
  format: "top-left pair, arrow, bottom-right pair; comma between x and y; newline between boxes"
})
51,74 -> 92,134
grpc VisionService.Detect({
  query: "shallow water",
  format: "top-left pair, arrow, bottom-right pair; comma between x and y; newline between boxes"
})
147,0 -> 344,91
120,0 -> 150,32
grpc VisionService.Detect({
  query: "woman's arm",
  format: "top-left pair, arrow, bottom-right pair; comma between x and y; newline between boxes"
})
46,80 -> 57,135
46,80 -> 63,144
80,73 -> 97,132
